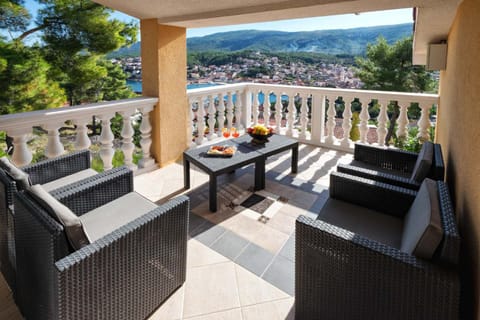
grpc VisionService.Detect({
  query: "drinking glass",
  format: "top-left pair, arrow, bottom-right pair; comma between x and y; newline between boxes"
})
222,128 -> 230,138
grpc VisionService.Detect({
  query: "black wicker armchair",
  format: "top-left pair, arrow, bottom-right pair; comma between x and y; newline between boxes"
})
13,168 -> 189,320
295,172 -> 460,320
337,142 -> 445,190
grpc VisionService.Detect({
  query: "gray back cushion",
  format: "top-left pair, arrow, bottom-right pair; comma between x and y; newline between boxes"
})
411,142 -> 434,182
401,179 -> 443,259
28,185 -> 90,250
0,157 -> 31,190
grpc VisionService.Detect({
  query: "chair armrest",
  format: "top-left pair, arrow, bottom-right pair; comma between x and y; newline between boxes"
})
53,195 -> 189,319
50,166 -> 133,216
337,164 -> 421,190
295,215 -> 460,320
22,150 -> 91,185
0,169 -> 16,209
431,144 -> 445,181
329,172 -> 416,218
354,143 -> 418,174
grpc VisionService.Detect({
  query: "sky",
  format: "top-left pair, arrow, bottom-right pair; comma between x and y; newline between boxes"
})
22,1 -> 412,40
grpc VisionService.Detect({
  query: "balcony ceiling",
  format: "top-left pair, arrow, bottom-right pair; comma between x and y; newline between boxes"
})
94,0 -> 462,65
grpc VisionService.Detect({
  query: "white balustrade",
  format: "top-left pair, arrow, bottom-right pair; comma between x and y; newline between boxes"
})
299,95 -> 309,140
0,97 -> 158,169
396,101 -> 410,140
226,92 -> 234,129
207,95 -> 217,140
263,91 -> 270,126
325,95 -> 337,145
417,102 -> 431,141
234,89 -> 243,130
274,92 -> 282,130
196,96 -> 206,145
359,100 -> 369,143
376,100 -> 389,147
340,97 -> 353,148
217,93 -> 226,133
252,90 -> 260,125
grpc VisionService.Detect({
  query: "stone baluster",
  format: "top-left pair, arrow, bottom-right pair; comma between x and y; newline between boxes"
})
43,123 -> 65,159
299,94 -> 309,140
263,91 -> 270,126
73,118 -> 91,150
188,99 -> 196,148
226,91 -> 234,129
119,111 -> 137,170
207,95 -> 217,140
98,114 -> 115,171
325,95 -> 337,145
138,106 -> 155,168
417,102 -> 431,142
274,92 -> 283,130
196,96 -> 206,145
359,99 -> 370,144
376,100 -> 389,146
8,128 -> 33,167
340,97 -> 353,148
217,93 -> 225,133
286,95 -> 295,137
396,101 -> 409,140
252,90 -> 259,125
234,89 -> 243,130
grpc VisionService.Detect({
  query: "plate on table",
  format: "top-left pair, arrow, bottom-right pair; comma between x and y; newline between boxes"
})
206,145 -> 236,157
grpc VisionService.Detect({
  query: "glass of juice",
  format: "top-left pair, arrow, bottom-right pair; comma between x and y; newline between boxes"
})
231,127 -> 240,138
222,128 -> 230,138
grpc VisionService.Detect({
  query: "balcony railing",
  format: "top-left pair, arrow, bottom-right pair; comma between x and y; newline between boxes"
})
188,83 -> 439,151
0,97 -> 157,171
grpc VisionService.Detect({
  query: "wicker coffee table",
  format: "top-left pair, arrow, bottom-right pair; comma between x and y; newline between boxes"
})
183,134 -> 298,212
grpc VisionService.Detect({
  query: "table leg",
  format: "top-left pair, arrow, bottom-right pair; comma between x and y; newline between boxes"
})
292,145 -> 298,173
209,174 -> 217,212
183,158 -> 190,189
254,158 -> 265,190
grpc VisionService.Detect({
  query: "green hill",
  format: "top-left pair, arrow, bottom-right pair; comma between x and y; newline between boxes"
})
110,23 -> 412,57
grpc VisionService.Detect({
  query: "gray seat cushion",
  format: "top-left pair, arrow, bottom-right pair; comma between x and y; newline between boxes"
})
411,141 -> 434,182
349,160 -> 412,179
27,185 -> 90,250
41,168 -> 98,192
0,157 -> 31,190
400,179 -> 443,259
79,192 -> 157,243
318,198 -> 404,249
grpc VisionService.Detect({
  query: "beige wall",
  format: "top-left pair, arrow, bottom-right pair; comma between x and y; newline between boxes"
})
140,20 -> 188,167
437,0 -> 480,317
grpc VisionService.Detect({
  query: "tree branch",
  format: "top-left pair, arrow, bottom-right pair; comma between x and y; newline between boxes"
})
16,24 -> 48,41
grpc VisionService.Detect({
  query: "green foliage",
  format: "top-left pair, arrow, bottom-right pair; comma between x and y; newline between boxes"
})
0,0 -> 31,33
350,112 -> 360,141
394,127 -> 422,152
91,149 -> 142,172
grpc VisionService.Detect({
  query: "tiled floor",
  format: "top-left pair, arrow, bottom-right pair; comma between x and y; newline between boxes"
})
0,143 -> 352,319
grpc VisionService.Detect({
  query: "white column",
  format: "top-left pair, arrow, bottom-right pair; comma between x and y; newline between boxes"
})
252,90 -> 259,125
217,93 -> 225,133
120,111 -> 137,170
396,101 -> 409,140
274,92 -> 283,131
376,100 -> 389,146
8,128 -> 33,167
188,98 -> 196,148
226,91 -> 234,129
196,96 -> 206,145
138,106 -> 155,168
340,97 -> 353,148
286,95 -> 295,137
98,114 -> 115,171
73,118 -> 91,150
299,94 -> 309,140
359,99 -> 370,144
234,89 -> 243,130
310,93 -> 323,145
263,91 -> 270,126
417,102 -> 431,141
207,95 -> 217,140
43,123 -> 65,159
325,95 -> 337,145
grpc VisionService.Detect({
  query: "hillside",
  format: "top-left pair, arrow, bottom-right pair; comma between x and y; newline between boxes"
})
110,23 -> 412,57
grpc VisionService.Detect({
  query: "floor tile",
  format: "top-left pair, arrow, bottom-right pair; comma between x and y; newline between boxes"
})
266,211 -> 297,235
191,219 -> 227,246
187,238 -> 229,269
235,265 -> 289,307
251,225 -> 289,254
210,230 -> 250,261
148,285 -> 184,320
235,243 -> 274,276
278,234 -> 295,262
184,308 -> 243,320
241,297 -> 295,320
262,255 -> 295,296
183,262 -> 240,318
219,213 -> 266,243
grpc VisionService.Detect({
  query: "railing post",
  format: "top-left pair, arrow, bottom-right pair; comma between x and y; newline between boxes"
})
98,114 -> 115,171
274,91 -> 283,132
359,99 -> 370,144
263,91 -> 270,126
207,95 -> 217,140
43,123 -> 65,159
310,93 -> 323,145
241,88 -> 251,129
340,97 -> 353,148
252,90 -> 259,125
217,93 -> 225,133
73,118 -> 92,150
325,95 -> 336,145
286,94 -> 295,137
120,111 -> 137,170
196,96 -> 206,145
377,100 -> 389,146
188,98 -> 196,148
235,89 -> 243,130
138,106 -> 155,169
417,102 -> 431,142
299,94 -> 309,140
396,100 -> 410,140
7,128 -> 32,167
226,91 -> 234,129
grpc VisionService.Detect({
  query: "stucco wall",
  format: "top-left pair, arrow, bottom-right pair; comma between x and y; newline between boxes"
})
437,0 -> 480,317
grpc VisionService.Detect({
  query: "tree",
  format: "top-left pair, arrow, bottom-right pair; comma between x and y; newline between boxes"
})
355,36 -> 434,144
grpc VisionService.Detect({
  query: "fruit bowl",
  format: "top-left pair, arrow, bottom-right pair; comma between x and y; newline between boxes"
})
247,125 -> 274,144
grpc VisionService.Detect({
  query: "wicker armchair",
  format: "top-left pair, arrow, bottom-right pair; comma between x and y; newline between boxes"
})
295,172 -> 460,320
337,142 -> 445,190
0,150 -> 104,296
13,168 -> 189,320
